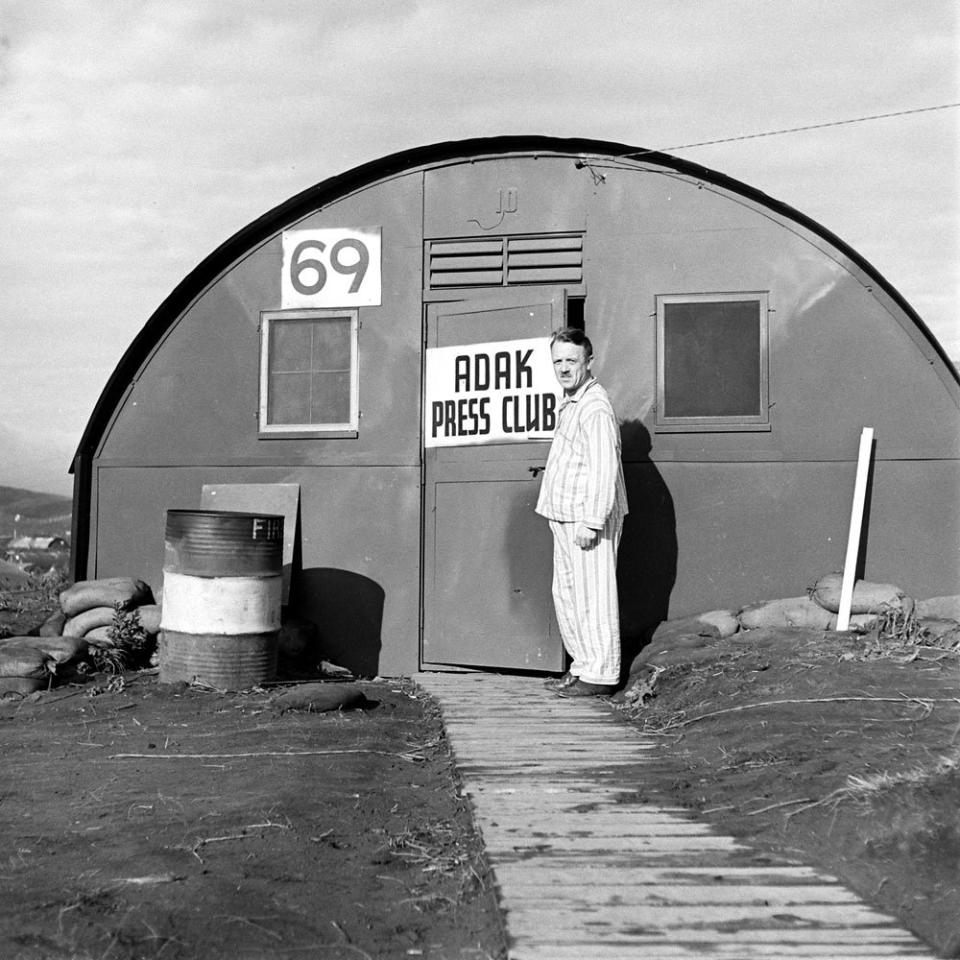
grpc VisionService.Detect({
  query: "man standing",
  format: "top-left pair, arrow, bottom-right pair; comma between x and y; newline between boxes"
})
536,327 -> 628,697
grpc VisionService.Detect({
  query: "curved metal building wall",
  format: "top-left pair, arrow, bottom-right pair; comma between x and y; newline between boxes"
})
71,137 -> 960,677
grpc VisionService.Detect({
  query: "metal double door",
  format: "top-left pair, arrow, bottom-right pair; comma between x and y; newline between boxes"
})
421,292 -> 565,671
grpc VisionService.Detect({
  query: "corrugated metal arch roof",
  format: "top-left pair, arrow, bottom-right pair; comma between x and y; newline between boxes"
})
72,134 -> 958,467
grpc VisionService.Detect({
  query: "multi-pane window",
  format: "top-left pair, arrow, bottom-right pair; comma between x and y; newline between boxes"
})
656,293 -> 769,431
259,310 -> 358,436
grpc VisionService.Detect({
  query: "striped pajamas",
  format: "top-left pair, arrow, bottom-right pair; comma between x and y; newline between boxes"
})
536,378 -> 628,685
549,516 -> 623,684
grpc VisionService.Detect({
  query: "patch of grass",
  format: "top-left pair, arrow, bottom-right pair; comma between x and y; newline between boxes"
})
36,569 -> 70,604
843,751 -> 960,799
88,603 -> 154,675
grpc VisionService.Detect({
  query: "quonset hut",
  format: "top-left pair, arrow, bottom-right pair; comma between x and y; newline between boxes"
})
70,136 -> 960,678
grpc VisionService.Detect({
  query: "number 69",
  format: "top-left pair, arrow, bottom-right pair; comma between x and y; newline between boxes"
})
290,238 -> 369,296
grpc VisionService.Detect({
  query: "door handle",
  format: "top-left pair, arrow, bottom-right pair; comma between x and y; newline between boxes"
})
528,465 -> 545,478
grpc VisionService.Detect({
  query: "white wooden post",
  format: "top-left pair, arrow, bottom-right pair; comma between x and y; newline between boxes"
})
836,427 -> 874,631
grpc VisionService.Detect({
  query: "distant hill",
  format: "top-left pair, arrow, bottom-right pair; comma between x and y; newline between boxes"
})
0,485 -> 72,539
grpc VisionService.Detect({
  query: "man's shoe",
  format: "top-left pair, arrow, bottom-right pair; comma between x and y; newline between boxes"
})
555,680 -> 618,698
543,672 -> 577,690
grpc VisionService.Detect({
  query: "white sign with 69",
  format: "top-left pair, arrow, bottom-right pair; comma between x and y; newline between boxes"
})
281,227 -> 382,308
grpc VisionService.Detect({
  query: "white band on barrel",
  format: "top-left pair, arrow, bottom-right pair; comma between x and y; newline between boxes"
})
160,570 -> 282,634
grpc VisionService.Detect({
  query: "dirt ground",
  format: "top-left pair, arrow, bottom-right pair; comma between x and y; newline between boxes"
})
613,625 -> 960,958
0,673 -> 509,960
1,585 -> 508,960
3,581 -> 960,958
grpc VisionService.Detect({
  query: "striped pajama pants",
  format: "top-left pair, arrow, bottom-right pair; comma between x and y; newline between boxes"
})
548,516 -> 623,685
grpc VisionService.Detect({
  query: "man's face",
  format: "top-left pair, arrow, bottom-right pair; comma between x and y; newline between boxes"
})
550,340 -> 592,395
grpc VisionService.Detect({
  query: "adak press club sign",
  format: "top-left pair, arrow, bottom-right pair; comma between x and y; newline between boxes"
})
424,337 -> 561,447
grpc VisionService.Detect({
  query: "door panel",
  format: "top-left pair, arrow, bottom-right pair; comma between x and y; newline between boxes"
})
425,467 -> 556,669
422,294 -> 563,670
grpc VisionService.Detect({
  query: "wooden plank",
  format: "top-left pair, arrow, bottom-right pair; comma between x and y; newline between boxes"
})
499,882 -> 862,904
451,744 -> 648,754
491,852 -> 829,870
414,673 -> 936,959
506,940 -> 927,957
500,902 -> 906,926
506,916 -> 922,941
491,864 -> 836,884
500,919 -> 917,948
455,763 -> 653,774
467,786 -> 683,801
487,835 -> 743,853
476,816 -> 713,832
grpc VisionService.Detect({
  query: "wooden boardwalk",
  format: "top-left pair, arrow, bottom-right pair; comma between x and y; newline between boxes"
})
414,672 -> 936,960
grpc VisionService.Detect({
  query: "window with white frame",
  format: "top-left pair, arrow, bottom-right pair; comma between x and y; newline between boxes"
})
655,293 -> 769,431
259,309 -> 359,436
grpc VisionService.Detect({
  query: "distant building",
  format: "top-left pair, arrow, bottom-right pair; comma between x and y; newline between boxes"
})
5,536 -> 68,551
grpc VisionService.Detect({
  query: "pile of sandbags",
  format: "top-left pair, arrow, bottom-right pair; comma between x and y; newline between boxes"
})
0,577 -> 159,696
623,574 -> 959,696
737,573 -> 914,632
52,577 -> 159,647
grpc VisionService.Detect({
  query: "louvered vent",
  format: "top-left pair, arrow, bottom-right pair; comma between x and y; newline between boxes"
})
427,234 -> 582,289
427,238 -> 504,287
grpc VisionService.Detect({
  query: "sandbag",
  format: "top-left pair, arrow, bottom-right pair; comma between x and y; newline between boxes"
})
39,610 -> 68,637
738,596 -> 836,631
915,596 -> 960,621
270,683 -> 371,714
136,604 -> 162,636
59,578 -> 153,617
0,677 -> 45,696
27,635 -> 86,665
630,633 -> 712,674
83,626 -> 114,645
0,640 -> 48,679
81,606 -> 162,647
697,610 -> 740,637
650,610 -> 738,646
811,573 -> 913,616
63,606 -> 116,638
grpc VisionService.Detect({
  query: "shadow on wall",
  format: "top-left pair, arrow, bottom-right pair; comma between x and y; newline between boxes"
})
292,568 -> 385,677
618,419 -> 678,678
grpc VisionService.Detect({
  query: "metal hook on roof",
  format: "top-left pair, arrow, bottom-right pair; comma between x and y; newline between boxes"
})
574,157 -> 606,185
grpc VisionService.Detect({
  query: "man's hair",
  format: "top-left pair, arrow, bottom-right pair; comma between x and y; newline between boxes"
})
550,326 -> 593,358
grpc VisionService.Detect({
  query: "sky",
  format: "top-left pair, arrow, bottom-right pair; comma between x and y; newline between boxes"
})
1,0 -> 957,495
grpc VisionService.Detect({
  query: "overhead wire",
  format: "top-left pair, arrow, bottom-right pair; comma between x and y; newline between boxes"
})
623,102 -> 960,159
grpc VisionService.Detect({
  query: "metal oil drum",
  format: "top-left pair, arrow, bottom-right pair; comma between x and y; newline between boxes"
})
159,509 -> 284,690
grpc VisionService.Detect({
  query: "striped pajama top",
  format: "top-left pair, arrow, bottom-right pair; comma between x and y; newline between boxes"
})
535,378 -> 628,529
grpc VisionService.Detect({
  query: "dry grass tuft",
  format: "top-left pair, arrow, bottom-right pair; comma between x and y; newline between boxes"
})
843,750 -> 960,799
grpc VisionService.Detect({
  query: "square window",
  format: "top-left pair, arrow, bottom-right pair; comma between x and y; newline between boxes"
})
656,293 -> 769,431
259,310 -> 358,436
